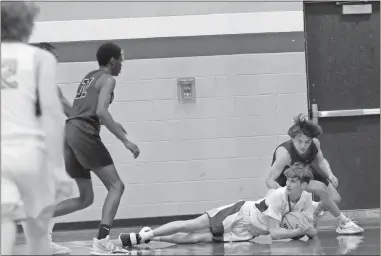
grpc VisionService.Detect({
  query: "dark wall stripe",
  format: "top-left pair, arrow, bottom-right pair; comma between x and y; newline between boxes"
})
51,32 -> 304,63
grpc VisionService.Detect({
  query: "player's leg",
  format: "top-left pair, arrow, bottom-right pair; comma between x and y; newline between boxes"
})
1,177 -> 22,255
92,164 -> 125,238
153,231 -> 214,244
22,206 -> 55,255
48,140 -> 93,255
119,214 -> 211,247
306,180 -> 363,234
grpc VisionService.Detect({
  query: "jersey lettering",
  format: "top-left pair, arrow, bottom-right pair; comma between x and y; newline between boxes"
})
75,77 -> 94,99
1,59 -> 18,89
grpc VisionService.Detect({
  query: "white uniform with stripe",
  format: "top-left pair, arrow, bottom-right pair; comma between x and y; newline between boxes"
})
1,42 -> 73,221
205,187 -> 313,242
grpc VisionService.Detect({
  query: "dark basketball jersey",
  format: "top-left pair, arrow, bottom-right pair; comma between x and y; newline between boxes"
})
271,139 -> 318,186
67,69 -> 114,132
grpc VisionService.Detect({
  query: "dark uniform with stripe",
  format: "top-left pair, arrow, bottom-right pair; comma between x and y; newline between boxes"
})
271,139 -> 329,186
64,69 -> 114,179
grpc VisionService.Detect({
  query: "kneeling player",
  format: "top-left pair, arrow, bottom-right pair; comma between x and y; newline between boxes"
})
119,164 -> 317,246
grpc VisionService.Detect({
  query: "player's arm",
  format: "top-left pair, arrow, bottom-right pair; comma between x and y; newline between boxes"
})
311,138 -> 337,186
301,194 -> 318,239
265,147 -> 291,189
35,50 -> 65,170
265,191 -> 307,240
268,218 -> 307,240
57,87 -> 73,117
96,76 -> 128,143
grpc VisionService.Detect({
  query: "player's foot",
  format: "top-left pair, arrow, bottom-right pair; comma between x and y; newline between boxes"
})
312,201 -> 324,217
119,227 -> 152,247
50,241 -> 72,255
90,235 -> 129,255
336,218 -> 364,235
337,235 -> 364,254
119,232 -> 143,247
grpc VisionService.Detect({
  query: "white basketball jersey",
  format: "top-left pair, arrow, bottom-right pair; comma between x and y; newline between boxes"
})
1,42 -> 45,149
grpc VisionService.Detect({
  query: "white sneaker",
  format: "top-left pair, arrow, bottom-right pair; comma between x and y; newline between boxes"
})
336,219 -> 364,235
312,201 -> 324,217
50,241 -> 71,255
90,235 -> 130,255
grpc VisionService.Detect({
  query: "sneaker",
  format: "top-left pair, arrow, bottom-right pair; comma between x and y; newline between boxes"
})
119,233 -> 143,248
336,219 -> 364,235
90,235 -> 130,255
312,201 -> 324,217
337,235 -> 364,254
50,241 -> 72,255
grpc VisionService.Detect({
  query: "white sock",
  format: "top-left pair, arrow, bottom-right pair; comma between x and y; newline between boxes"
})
337,213 -> 348,223
48,219 -> 56,241
143,230 -> 154,240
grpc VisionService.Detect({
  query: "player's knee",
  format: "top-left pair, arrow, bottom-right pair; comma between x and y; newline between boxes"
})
111,180 -> 125,195
332,193 -> 341,204
307,180 -> 329,200
78,192 -> 94,208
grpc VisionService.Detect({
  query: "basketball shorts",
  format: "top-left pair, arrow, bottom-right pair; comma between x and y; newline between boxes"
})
1,140 -> 56,220
64,119 -> 114,179
205,200 -> 256,243
276,166 -> 330,187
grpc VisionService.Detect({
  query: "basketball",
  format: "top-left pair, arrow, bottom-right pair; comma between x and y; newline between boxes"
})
281,211 -> 307,240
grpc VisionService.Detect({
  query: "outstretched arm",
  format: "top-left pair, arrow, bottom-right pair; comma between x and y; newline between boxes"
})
266,147 -> 291,189
312,138 -> 337,187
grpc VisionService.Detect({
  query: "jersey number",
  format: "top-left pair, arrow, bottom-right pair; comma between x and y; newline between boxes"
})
75,77 -> 94,99
1,59 -> 18,89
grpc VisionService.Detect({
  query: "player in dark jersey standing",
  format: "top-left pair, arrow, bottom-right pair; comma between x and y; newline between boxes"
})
52,42 -> 139,255
266,114 -> 363,235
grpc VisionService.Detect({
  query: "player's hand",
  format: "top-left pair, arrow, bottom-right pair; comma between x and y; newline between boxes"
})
328,175 -> 338,188
124,141 -> 140,158
116,122 -> 127,135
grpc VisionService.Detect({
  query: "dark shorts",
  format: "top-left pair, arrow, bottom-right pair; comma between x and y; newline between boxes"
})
64,119 -> 114,179
276,166 -> 330,187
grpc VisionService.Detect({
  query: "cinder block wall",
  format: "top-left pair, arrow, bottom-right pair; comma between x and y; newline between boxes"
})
33,1 -> 308,223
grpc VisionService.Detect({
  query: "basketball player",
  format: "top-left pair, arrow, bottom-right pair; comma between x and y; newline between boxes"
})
48,42 -> 140,255
1,2 -> 74,255
119,164 -> 317,246
266,114 -> 364,235
32,42 -> 73,255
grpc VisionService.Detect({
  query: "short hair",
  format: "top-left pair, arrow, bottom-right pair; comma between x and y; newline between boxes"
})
284,163 -> 314,184
288,114 -> 323,139
96,42 -> 122,66
1,1 -> 39,41
32,42 -> 58,59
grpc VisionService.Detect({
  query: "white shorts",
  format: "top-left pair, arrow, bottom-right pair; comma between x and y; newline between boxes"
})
205,200 -> 255,242
1,141 -> 57,220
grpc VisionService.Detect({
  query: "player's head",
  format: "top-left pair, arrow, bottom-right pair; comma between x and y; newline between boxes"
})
32,42 -> 58,60
284,163 -> 314,197
96,42 -> 124,76
1,1 -> 39,42
288,114 -> 323,155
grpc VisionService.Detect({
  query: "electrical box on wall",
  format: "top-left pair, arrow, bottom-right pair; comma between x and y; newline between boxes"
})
177,77 -> 196,103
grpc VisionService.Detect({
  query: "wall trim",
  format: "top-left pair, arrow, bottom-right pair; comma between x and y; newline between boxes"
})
29,11 -> 303,43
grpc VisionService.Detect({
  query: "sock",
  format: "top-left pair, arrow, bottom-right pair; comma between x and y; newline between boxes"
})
48,219 -> 55,241
97,224 -> 111,240
144,230 -> 154,240
337,213 -> 348,223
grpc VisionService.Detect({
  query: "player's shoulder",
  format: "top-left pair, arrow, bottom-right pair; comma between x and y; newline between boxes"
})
31,45 -> 57,64
275,146 -> 292,160
266,187 -> 287,202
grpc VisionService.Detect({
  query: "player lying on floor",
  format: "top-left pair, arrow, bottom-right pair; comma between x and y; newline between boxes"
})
119,164 -> 317,246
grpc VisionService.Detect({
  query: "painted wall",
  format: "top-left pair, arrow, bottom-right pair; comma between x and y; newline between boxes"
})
32,2 -> 308,223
